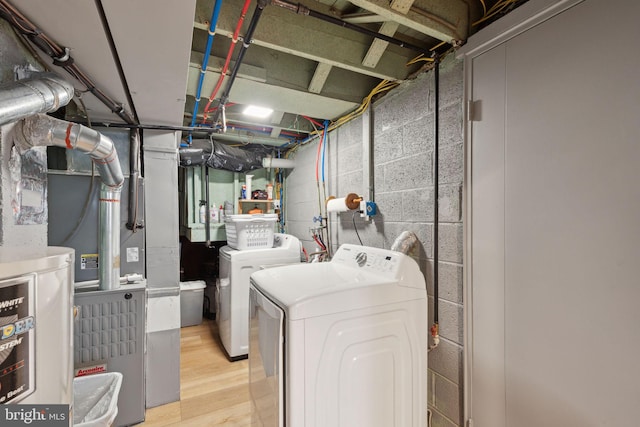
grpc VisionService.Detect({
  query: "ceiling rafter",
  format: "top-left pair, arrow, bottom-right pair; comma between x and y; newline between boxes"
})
347,0 -> 469,42
194,0 -> 416,82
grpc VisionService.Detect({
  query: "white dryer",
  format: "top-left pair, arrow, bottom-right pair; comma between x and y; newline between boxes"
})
249,244 -> 427,427
216,233 -> 301,360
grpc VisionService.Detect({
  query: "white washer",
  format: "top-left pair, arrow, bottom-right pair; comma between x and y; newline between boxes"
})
216,233 -> 301,360
249,244 -> 428,427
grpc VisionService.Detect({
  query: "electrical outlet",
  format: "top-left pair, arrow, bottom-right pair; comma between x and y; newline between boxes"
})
359,200 -> 377,219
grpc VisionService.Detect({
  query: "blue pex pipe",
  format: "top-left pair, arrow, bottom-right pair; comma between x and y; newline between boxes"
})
189,0 -> 223,143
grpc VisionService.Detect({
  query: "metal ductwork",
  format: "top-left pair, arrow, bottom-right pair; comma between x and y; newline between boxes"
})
0,73 -> 74,127
391,231 -> 420,256
12,114 -> 125,291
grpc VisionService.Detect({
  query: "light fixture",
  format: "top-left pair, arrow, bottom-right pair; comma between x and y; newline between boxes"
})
243,105 -> 273,118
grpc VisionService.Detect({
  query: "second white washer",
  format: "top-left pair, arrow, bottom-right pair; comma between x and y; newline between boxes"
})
216,233 -> 301,360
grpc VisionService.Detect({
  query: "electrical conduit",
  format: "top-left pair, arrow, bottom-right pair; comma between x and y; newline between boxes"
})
431,57 -> 440,348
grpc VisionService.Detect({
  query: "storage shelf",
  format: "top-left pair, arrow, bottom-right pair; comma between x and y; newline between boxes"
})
238,199 -> 275,214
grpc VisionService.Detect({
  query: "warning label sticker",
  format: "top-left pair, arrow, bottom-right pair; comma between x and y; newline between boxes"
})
80,253 -> 99,270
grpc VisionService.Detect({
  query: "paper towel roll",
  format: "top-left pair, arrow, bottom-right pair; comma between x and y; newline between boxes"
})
326,193 -> 361,213
327,197 -> 349,213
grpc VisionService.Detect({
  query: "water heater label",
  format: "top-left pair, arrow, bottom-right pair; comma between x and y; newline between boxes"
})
0,276 -> 35,404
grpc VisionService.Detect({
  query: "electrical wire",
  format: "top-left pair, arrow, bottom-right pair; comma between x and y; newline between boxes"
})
473,0 -> 519,26
331,79 -> 399,131
0,0 -> 137,124
406,40 -> 450,66
352,210 -> 363,245
284,78 -> 400,156
60,167 -> 96,245
60,95 -> 97,246
478,0 -> 487,16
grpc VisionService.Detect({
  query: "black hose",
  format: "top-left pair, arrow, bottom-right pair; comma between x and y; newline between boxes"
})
127,129 -> 142,231
212,0 -> 268,124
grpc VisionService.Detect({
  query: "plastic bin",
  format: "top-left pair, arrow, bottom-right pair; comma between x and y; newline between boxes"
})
225,214 -> 278,250
180,280 -> 206,327
73,372 -> 123,427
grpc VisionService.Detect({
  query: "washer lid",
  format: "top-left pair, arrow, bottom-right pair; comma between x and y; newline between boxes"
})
221,234 -> 301,262
250,261 -> 426,320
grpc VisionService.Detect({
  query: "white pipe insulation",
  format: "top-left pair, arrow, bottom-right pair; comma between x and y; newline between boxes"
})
12,114 -> 125,291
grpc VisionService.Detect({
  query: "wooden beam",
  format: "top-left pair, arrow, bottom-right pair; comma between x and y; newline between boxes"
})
347,0 -> 468,42
308,62 -> 333,94
362,0 -> 414,69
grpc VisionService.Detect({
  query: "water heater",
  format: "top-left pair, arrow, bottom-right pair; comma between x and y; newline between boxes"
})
0,247 -> 74,411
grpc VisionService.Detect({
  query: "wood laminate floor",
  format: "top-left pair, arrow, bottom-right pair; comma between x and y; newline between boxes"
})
139,319 -> 251,426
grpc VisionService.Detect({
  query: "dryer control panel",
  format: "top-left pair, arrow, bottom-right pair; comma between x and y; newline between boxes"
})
331,244 -> 405,279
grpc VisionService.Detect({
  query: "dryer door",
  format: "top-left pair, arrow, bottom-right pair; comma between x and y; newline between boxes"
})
249,286 -> 284,427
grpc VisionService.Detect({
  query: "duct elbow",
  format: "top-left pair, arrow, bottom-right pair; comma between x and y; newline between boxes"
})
0,72 -> 74,127
12,114 -> 124,188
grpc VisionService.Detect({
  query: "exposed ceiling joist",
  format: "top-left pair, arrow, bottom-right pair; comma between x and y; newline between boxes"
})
362,0 -> 415,69
186,61 -> 357,120
194,0 -> 415,82
341,12 -> 388,24
308,62 -> 333,94
362,21 -> 399,68
347,0 -> 469,42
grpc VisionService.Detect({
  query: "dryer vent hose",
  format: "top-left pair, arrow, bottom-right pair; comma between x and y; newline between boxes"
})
390,231 -> 419,256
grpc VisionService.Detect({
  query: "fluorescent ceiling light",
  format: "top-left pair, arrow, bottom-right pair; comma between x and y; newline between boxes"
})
243,105 -> 273,118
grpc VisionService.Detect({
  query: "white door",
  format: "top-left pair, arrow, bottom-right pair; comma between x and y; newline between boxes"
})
466,0 -> 640,425
249,286 -> 284,427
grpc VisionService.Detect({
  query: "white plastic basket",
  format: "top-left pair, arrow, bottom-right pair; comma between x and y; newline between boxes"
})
225,214 -> 278,250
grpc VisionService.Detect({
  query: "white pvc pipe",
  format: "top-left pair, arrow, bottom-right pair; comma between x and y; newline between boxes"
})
262,156 -> 295,169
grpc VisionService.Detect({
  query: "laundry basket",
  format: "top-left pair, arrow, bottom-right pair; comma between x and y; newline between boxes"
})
225,214 -> 277,250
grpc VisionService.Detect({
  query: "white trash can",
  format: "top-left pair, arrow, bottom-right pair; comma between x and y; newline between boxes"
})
180,280 -> 206,327
73,372 -> 123,427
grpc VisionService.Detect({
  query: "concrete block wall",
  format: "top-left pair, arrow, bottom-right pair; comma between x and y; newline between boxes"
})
285,54 -> 464,426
